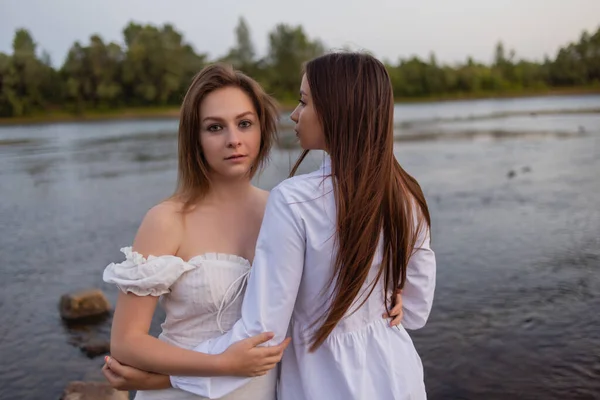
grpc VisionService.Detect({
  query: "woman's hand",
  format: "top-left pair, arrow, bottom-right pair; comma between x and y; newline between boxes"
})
103,356 -> 171,391
219,332 -> 292,377
383,289 -> 404,327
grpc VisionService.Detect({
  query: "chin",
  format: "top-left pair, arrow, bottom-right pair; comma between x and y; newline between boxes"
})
220,167 -> 252,180
298,139 -> 310,150
300,143 -> 319,151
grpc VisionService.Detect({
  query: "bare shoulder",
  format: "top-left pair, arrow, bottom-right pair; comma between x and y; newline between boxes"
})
254,187 -> 270,209
141,200 -> 184,231
132,200 -> 185,257
248,187 -> 270,216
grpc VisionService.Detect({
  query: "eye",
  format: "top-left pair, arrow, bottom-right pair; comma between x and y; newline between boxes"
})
239,120 -> 253,129
207,124 -> 222,132
298,99 -> 306,106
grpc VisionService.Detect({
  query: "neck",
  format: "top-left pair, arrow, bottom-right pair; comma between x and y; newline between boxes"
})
205,175 -> 254,204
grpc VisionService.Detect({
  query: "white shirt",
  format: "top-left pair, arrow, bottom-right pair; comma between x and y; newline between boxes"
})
171,156 -> 436,400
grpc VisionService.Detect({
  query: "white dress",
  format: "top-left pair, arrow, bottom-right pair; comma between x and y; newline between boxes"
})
103,249 -> 277,400
170,156 -> 437,400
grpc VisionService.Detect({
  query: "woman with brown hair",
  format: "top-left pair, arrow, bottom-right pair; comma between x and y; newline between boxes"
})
101,63 -> 292,400
167,52 -> 437,399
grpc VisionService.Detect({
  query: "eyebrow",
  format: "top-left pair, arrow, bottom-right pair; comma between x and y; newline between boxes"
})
202,111 -> 255,123
300,90 -> 307,97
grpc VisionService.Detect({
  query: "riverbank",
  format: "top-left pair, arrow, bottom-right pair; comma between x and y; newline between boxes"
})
393,86 -> 600,104
0,107 -> 182,126
1,87 -> 599,127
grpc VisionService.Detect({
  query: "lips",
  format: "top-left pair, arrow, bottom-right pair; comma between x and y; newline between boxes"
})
225,154 -> 247,160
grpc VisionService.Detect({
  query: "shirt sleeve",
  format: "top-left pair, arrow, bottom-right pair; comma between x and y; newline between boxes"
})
400,223 -> 436,330
170,185 -> 306,398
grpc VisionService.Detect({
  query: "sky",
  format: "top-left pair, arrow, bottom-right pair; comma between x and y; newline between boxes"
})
1,0 -> 599,68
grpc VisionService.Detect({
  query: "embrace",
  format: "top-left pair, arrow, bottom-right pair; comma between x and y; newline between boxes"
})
101,52 -> 436,400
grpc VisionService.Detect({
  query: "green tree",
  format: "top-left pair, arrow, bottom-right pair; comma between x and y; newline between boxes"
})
178,43 -> 207,99
0,52 -> 13,116
121,23 -> 189,105
61,36 -> 123,111
0,29 -> 58,116
225,17 -> 255,71
265,24 -> 325,100
2,22 -> 599,118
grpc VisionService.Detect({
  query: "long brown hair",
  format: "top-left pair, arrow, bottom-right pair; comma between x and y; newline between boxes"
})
291,53 -> 431,351
175,64 -> 279,210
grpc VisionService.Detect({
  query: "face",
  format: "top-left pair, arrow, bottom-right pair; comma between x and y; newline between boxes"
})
199,86 -> 261,180
290,74 -> 326,150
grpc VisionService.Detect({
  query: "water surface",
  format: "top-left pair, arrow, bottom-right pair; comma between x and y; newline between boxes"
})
1,96 -> 598,399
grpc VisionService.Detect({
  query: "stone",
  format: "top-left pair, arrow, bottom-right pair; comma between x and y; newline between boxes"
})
60,289 -> 112,321
61,381 -> 128,400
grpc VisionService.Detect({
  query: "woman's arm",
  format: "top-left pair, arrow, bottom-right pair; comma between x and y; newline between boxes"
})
109,204 -> 287,377
112,291 -> 283,377
400,223 -> 436,330
103,356 -> 172,391
170,185 -> 306,398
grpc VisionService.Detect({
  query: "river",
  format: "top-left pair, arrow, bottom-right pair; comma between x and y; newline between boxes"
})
1,94 -> 599,399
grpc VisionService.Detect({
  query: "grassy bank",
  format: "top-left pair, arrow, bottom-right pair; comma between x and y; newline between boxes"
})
0,107 -> 181,126
1,87 -> 599,126
391,86 -> 600,104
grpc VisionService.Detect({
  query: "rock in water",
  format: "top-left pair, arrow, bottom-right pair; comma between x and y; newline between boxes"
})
61,381 -> 128,400
59,289 -> 112,321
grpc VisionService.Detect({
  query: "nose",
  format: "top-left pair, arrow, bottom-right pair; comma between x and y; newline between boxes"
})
226,128 -> 242,148
290,106 -> 299,123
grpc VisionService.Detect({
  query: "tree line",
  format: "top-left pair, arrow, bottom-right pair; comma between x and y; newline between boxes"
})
0,18 -> 599,118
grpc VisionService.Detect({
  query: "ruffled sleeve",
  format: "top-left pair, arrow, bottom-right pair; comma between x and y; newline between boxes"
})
103,247 -> 196,296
